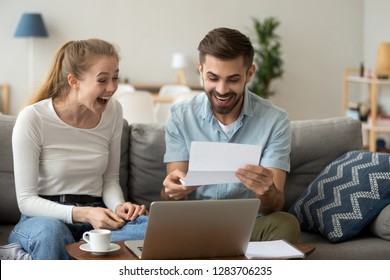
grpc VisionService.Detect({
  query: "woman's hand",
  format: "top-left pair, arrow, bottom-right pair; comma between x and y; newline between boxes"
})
72,206 -> 125,230
115,202 -> 147,221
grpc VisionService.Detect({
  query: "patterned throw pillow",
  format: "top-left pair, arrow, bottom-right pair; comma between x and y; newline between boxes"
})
289,150 -> 390,243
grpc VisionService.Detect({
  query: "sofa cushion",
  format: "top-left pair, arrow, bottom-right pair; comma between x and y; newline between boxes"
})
369,203 -> 390,240
128,123 -> 166,209
0,115 -> 20,224
289,150 -> 390,243
284,117 -> 363,210
299,231 -> 390,259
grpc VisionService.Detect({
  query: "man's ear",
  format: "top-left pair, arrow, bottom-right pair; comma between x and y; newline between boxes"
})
197,62 -> 203,76
198,62 -> 204,85
67,74 -> 79,89
246,64 -> 256,83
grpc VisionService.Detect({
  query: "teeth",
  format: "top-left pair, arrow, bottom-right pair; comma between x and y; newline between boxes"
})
217,96 -> 229,101
100,96 -> 110,100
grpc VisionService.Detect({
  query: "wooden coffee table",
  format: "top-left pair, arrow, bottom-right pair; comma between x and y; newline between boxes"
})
66,241 -> 315,260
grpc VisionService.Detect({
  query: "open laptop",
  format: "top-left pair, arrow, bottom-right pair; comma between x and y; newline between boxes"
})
125,198 -> 260,259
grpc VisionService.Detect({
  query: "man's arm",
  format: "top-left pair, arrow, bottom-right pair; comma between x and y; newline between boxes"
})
257,167 -> 285,214
166,161 -> 188,175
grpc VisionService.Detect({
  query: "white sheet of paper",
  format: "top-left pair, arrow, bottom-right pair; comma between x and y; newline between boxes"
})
182,141 -> 262,186
245,240 -> 305,259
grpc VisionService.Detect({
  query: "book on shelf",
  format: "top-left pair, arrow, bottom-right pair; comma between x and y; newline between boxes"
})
346,102 -> 361,121
345,102 -> 369,122
368,114 -> 390,127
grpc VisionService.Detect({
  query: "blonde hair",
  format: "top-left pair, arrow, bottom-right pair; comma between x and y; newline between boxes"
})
27,38 -> 120,105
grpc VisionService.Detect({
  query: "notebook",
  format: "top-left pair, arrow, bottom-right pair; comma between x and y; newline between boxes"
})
125,198 -> 260,259
245,240 -> 305,259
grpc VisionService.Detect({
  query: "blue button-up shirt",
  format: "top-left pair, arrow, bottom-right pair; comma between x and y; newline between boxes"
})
164,89 -> 291,201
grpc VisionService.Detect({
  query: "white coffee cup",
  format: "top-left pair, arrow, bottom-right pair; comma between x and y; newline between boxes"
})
82,229 -> 111,251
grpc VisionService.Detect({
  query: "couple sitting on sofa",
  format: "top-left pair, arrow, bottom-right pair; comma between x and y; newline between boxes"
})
3,27 -> 301,260
2,28 -> 300,259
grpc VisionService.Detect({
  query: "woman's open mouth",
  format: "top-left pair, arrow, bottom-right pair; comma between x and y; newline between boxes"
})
97,96 -> 110,105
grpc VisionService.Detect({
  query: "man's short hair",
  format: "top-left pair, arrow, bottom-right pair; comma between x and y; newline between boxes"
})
198,27 -> 254,69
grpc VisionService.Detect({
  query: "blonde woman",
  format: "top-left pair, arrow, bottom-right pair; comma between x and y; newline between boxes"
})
7,39 -> 147,259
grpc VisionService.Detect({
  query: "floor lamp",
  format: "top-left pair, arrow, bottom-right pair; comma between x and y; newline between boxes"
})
14,13 -> 48,90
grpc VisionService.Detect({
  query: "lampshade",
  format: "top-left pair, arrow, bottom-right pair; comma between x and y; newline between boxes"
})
171,53 -> 187,69
376,42 -> 390,78
14,13 -> 48,37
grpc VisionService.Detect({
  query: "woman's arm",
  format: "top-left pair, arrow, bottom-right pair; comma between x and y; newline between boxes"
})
12,106 -> 74,223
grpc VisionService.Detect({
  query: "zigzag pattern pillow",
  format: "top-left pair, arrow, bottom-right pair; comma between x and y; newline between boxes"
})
289,150 -> 390,243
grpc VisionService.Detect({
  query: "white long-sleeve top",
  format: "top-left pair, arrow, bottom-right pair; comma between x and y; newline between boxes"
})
12,98 -> 125,224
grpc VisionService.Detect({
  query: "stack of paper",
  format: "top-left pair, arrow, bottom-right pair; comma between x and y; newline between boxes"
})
245,240 -> 305,259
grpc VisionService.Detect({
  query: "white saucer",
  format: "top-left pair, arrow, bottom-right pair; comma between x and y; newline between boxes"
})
80,243 -> 120,255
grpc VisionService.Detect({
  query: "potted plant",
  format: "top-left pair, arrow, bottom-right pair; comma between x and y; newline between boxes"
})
249,17 -> 284,98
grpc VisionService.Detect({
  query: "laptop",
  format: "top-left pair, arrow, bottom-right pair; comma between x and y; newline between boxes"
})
124,198 -> 260,259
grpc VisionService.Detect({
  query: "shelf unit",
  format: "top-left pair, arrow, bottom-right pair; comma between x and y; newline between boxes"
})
342,68 -> 390,152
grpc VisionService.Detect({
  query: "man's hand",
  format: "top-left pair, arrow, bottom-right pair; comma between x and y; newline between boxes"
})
162,169 -> 198,200
235,164 -> 275,196
236,164 -> 286,213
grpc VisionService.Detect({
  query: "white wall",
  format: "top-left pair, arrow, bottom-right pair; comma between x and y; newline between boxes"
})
363,0 -> 390,114
0,0 -> 364,120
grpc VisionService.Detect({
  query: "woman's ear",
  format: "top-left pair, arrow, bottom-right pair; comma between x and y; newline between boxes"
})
67,74 -> 79,89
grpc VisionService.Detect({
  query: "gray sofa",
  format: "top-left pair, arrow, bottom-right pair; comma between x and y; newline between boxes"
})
1,113 -> 389,259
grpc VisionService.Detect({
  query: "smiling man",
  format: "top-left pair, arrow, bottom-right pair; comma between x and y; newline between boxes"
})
161,27 -> 300,243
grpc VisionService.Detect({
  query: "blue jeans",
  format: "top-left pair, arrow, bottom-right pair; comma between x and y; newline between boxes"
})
8,202 -> 148,260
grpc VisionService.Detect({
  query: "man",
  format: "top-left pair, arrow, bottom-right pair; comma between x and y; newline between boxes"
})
161,27 -> 300,243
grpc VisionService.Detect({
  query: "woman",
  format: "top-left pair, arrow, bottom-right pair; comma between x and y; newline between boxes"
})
8,39 -> 147,259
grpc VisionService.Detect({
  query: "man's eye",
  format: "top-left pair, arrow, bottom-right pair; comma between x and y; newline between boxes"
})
98,80 -> 107,83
